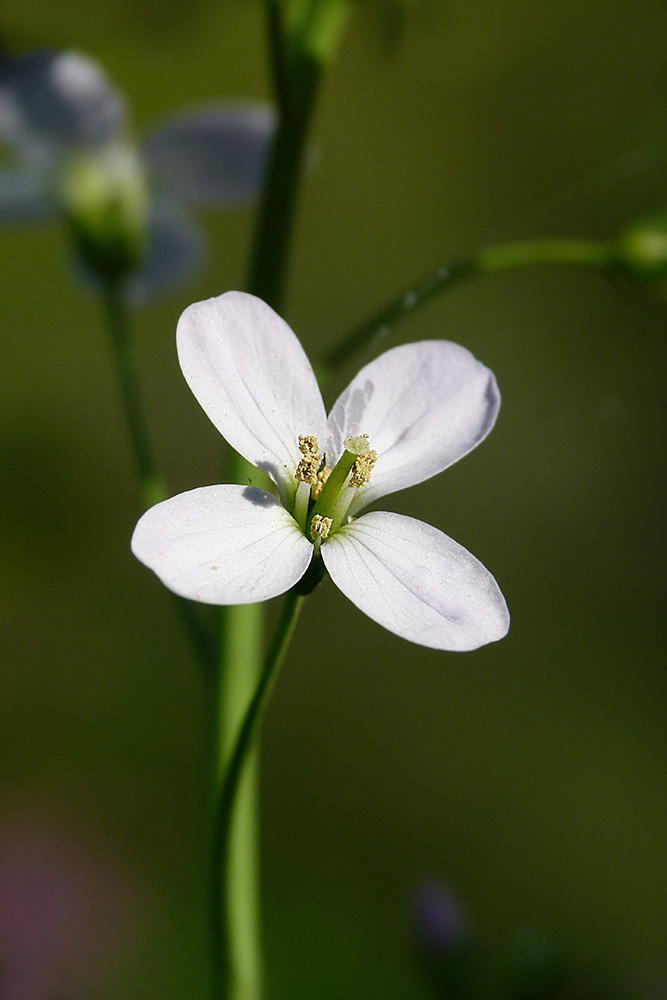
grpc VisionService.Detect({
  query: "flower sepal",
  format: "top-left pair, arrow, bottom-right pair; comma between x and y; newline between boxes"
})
292,553 -> 328,597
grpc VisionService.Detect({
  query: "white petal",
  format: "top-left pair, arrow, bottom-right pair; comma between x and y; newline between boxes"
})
144,103 -> 275,206
177,292 -> 327,501
0,51 -> 126,159
131,484 -> 313,605
0,169 -> 52,220
321,511 -> 509,651
125,205 -> 201,304
326,341 -> 500,515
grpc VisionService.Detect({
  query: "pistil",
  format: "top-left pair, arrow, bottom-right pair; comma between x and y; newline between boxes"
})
307,434 -> 376,534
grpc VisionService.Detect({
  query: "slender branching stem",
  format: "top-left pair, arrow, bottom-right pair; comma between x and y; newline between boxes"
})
322,238 -> 618,372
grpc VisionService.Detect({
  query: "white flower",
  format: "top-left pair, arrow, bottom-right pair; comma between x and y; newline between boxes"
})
0,50 -> 274,297
132,291 -> 510,651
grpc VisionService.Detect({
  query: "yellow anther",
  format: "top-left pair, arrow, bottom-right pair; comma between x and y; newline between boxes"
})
349,449 -> 377,488
298,434 -> 319,455
311,466 -> 331,500
295,434 -> 321,484
310,514 -> 332,541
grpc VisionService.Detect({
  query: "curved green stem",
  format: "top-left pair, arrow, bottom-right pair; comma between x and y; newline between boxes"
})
211,589 -> 306,1000
322,237 -> 618,372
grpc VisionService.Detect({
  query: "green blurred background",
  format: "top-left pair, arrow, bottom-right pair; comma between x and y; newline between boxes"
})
1,1 -> 665,997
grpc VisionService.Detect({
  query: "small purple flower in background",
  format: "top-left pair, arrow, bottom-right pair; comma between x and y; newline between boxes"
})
132,291 -> 510,651
413,880 -> 469,955
0,50 -> 274,298
412,881 -> 475,1000
0,817 -> 145,999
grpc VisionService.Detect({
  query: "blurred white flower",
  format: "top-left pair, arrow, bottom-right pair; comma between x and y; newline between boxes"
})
132,291 -> 509,651
0,50 -> 274,297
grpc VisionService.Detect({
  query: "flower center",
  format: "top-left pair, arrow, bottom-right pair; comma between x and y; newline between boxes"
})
291,432 -> 377,541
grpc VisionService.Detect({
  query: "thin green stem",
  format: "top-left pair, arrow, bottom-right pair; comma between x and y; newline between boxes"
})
101,277 -> 164,509
211,589 -> 305,1000
213,595 -> 264,1000
246,52 -> 321,312
249,1 -> 351,310
101,277 -> 216,669
321,237 -> 618,372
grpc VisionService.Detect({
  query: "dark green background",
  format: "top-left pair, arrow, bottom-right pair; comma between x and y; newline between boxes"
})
1,1 -> 665,997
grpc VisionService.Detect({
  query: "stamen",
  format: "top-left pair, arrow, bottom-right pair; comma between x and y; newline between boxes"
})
311,466 -> 331,500
310,514 -> 332,541
295,434 -> 321,484
349,449 -> 377,488
299,434 -> 319,455
310,514 -> 332,553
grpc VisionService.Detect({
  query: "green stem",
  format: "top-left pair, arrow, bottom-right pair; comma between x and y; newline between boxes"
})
265,0 -> 291,114
213,597 -> 264,1000
211,589 -> 305,1000
245,53 -> 322,312
321,237 -> 618,372
101,277 -> 164,509
101,277 -> 216,669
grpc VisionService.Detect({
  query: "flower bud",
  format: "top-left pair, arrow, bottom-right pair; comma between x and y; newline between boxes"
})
58,142 -> 149,279
614,214 -> 667,298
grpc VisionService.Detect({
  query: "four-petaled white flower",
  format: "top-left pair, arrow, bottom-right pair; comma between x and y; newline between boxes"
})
132,292 -> 510,651
0,50 -> 274,298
